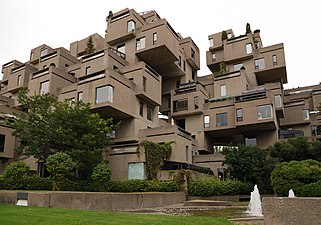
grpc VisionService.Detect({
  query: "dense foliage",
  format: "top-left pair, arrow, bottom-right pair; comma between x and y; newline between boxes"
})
9,88 -> 115,179
91,161 -> 112,191
46,152 -> 76,191
0,161 -> 30,190
222,145 -> 276,194
107,180 -> 179,192
142,141 -> 173,180
188,178 -> 251,196
271,160 -> 321,196
85,35 -> 96,55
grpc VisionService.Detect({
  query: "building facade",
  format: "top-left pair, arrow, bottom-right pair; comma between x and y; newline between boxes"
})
0,8 -> 320,179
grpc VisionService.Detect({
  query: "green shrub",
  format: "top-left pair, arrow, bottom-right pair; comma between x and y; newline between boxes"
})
1,161 -> 30,190
24,176 -> 52,190
77,180 -> 99,192
299,181 -> 321,197
107,180 -> 179,192
271,160 -> 321,196
91,161 -> 112,191
188,178 -> 251,196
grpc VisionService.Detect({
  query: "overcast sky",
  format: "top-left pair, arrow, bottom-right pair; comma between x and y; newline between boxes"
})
1,0 -> 320,89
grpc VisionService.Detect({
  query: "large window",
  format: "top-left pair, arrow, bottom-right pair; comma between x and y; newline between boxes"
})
40,48 -> 48,57
236,108 -> 243,122
272,55 -> 277,66
254,58 -> 265,69
0,134 -> 5,152
220,84 -> 226,97
136,37 -> 146,50
245,137 -> 257,146
95,85 -> 113,104
233,63 -> 243,71
176,119 -> 185,130
147,105 -> 153,121
246,43 -> 252,54
128,162 -> 146,180
127,20 -> 136,32
303,109 -> 310,120
204,115 -> 210,128
173,99 -> 188,112
279,130 -> 304,139
40,81 -> 49,94
209,38 -> 214,47
275,95 -> 282,108
257,104 -> 272,120
216,113 -> 227,127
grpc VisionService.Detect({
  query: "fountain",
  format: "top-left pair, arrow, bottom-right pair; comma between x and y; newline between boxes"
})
246,184 -> 263,217
288,189 -> 296,197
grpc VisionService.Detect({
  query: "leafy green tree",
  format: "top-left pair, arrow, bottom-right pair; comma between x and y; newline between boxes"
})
222,145 -> 277,194
46,152 -> 76,191
85,36 -> 95,55
10,88 -> 115,179
269,137 -> 321,162
91,161 -> 112,191
271,159 -> 321,196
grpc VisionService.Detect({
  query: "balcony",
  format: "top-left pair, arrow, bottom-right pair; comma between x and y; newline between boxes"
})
180,37 -> 200,70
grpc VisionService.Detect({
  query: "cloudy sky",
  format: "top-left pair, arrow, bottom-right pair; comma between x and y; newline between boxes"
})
1,0 -> 320,89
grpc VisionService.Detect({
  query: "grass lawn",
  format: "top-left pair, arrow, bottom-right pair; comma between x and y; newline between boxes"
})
0,204 -> 234,225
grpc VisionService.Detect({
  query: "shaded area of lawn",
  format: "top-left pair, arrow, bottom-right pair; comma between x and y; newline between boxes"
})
0,204 -> 234,225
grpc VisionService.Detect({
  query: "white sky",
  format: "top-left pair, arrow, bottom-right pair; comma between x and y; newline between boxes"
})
0,0 -> 320,89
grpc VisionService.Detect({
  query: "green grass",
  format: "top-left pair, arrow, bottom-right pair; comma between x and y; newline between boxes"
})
0,204 -> 234,225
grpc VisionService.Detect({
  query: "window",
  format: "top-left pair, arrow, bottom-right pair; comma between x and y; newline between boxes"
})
233,63 -> 243,71
136,37 -> 146,50
216,113 -> 227,127
143,76 -> 146,92
257,104 -> 272,120
275,95 -> 282,108
106,130 -> 116,139
0,134 -> 5,152
147,105 -> 153,121
127,20 -> 136,32
254,58 -> 265,69
77,91 -> 83,101
194,96 -> 199,109
192,70 -> 196,80
246,43 -> 252,54
236,108 -> 243,122
183,60 -> 186,71
220,84 -> 226,97
227,33 -> 232,39
311,125 -> 321,136
279,130 -> 304,139
117,44 -> 125,54
212,53 -> 216,62
86,66 -> 91,75
272,55 -> 277,66
139,102 -> 144,117
186,146 -> 189,161
209,38 -> 214,47
303,109 -> 310,120
176,119 -> 185,130
245,137 -> 257,146
96,85 -> 113,104
204,115 -> 210,128
30,52 -> 34,60
175,79 -> 181,89
153,32 -> 157,45
40,49 -> 48,57
254,41 -> 260,49
174,99 -> 188,112
68,98 -> 75,106
40,81 -> 49,94
191,48 -> 195,59
179,56 -> 182,67
17,75 -> 21,86
128,162 -> 146,180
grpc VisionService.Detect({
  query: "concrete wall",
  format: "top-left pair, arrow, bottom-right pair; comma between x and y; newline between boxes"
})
263,197 -> 321,225
0,191 -> 185,211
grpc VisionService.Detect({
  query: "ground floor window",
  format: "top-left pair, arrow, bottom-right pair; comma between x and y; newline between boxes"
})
128,162 -> 146,180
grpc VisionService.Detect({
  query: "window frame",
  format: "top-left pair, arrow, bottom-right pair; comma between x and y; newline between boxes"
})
127,20 -> 136,33
216,112 -> 228,127
40,80 -> 49,94
95,85 -> 114,104
257,104 -> 273,120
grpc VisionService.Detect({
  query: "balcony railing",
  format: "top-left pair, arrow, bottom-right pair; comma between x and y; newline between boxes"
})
175,82 -> 197,93
109,47 -> 126,60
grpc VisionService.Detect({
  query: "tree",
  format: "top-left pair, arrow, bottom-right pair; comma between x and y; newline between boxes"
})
85,36 -> 95,55
271,160 -> 321,196
221,30 -> 228,41
91,161 -> 112,191
46,152 -> 76,191
10,88 -> 115,179
222,145 -> 277,194
1,161 -> 29,190
246,23 -> 251,34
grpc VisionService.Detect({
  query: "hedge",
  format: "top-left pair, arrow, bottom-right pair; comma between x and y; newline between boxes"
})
299,181 -> 321,197
188,178 -> 251,196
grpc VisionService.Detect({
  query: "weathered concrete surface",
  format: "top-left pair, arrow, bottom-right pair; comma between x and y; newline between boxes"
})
0,192 -> 17,204
28,192 -> 50,207
263,197 -> 321,225
184,200 -> 232,206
